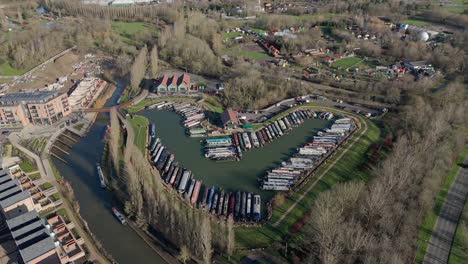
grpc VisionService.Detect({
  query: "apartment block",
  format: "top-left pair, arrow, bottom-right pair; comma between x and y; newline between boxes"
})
0,91 -> 71,127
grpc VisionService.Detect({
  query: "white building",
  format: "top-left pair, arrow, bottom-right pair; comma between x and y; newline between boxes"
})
68,77 -> 107,109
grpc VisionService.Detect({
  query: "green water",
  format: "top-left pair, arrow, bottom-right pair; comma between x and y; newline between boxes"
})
139,109 -> 330,201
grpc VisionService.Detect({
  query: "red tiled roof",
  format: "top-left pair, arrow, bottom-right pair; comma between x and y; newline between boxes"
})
221,108 -> 239,125
160,75 -> 169,86
180,73 -> 191,86
169,75 -> 178,86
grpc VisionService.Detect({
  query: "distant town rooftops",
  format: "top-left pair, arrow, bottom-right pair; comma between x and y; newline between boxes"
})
0,91 -> 61,106
6,210 -> 57,263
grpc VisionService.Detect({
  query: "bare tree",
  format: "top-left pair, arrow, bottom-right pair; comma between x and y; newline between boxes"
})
150,45 -> 159,79
178,245 -> 191,264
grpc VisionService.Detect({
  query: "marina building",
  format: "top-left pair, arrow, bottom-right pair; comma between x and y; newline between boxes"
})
0,91 -> 71,128
220,109 -> 240,130
154,73 -> 191,93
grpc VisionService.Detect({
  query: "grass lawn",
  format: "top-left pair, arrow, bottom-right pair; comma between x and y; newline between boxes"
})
41,182 -> 54,190
73,123 -> 84,131
402,18 -> 432,26
416,146 -> 468,263
50,193 -> 61,202
29,172 -> 41,181
111,21 -> 154,44
224,31 -> 242,39
235,105 -> 381,249
128,115 -> 149,152
225,48 -> 270,60
332,56 -> 364,70
19,161 -> 38,173
0,60 -> 29,76
449,200 -> 468,264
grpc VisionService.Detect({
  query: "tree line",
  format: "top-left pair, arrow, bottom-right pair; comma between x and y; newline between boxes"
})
295,81 -> 466,263
107,118 -> 236,262
43,0 -> 178,24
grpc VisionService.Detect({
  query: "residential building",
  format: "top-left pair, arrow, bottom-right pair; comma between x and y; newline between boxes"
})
0,170 -> 36,219
0,91 -> 71,128
48,216 -> 86,263
67,77 -> 107,109
6,211 -> 60,264
154,73 -> 191,94
220,109 -> 240,130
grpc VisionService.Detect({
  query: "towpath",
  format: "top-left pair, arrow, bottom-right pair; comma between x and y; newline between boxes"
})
424,158 -> 468,264
273,115 -> 368,227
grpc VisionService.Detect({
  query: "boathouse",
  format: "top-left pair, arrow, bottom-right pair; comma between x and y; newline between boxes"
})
221,108 -> 240,130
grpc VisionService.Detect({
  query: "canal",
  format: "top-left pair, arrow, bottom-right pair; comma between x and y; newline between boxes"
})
51,81 -> 168,264
138,109 -> 330,201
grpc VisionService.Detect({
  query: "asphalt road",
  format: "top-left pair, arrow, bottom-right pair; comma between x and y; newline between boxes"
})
425,158 -> 468,264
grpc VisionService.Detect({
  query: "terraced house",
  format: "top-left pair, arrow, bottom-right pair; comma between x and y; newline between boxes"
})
154,73 -> 191,93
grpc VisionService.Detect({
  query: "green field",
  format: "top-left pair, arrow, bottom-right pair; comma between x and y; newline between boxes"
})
235,105 -> 381,250
449,200 -> 468,264
225,48 -> 270,60
416,146 -> 468,263
111,21 -> 154,44
442,4 -> 468,13
403,18 -> 432,26
332,56 -> 364,69
128,115 -> 149,152
0,60 -> 29,76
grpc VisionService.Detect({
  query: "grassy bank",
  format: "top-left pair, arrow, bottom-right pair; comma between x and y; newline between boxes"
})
235,105 -> 381,250
416,146 -> 468,263
128,115 -> 149,152
449,200 -> 468,264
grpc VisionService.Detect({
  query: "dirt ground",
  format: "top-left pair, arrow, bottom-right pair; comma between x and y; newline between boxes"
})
6,52 -> 106,94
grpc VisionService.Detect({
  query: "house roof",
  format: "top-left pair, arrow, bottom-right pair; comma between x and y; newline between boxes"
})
178,73 -> 191,87
169,75 -> 178,87
0,91 -> 60,106
157,75 -> 169,87
6,211 -> 56,263
221,109 -> 239,126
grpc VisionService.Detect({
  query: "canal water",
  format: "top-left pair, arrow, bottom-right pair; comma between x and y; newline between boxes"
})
138,109 -> 330,201
51,81 -> 168,264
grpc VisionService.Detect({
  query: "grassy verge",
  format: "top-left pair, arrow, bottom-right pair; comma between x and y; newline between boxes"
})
29,172 -> 41,180
449,200 -> 468,264
48,157 -> 64,181
73,123 -> 84,131
19,161 -> 38,173
416,146 -> 468,263
126,97 -> 198,113
235,106 -> 380,249
128,115 -> 149,152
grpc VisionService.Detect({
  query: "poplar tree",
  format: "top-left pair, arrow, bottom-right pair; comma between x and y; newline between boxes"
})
150,45 -> 159,79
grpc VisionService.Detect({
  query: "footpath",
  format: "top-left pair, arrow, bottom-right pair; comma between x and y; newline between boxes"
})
425,158 -> 468,264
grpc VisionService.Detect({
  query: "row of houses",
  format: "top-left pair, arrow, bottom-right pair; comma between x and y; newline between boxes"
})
0,167 -> 85,264
154,73 -> 191,93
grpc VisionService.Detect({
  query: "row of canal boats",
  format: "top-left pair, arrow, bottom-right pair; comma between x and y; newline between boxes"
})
261,117 -> 355,191
204,109 -> 320,161
148,123 -> 262,222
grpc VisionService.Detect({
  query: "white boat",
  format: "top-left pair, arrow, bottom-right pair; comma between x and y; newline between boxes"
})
112,207 -> 126,224
96,163 -> 106,188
